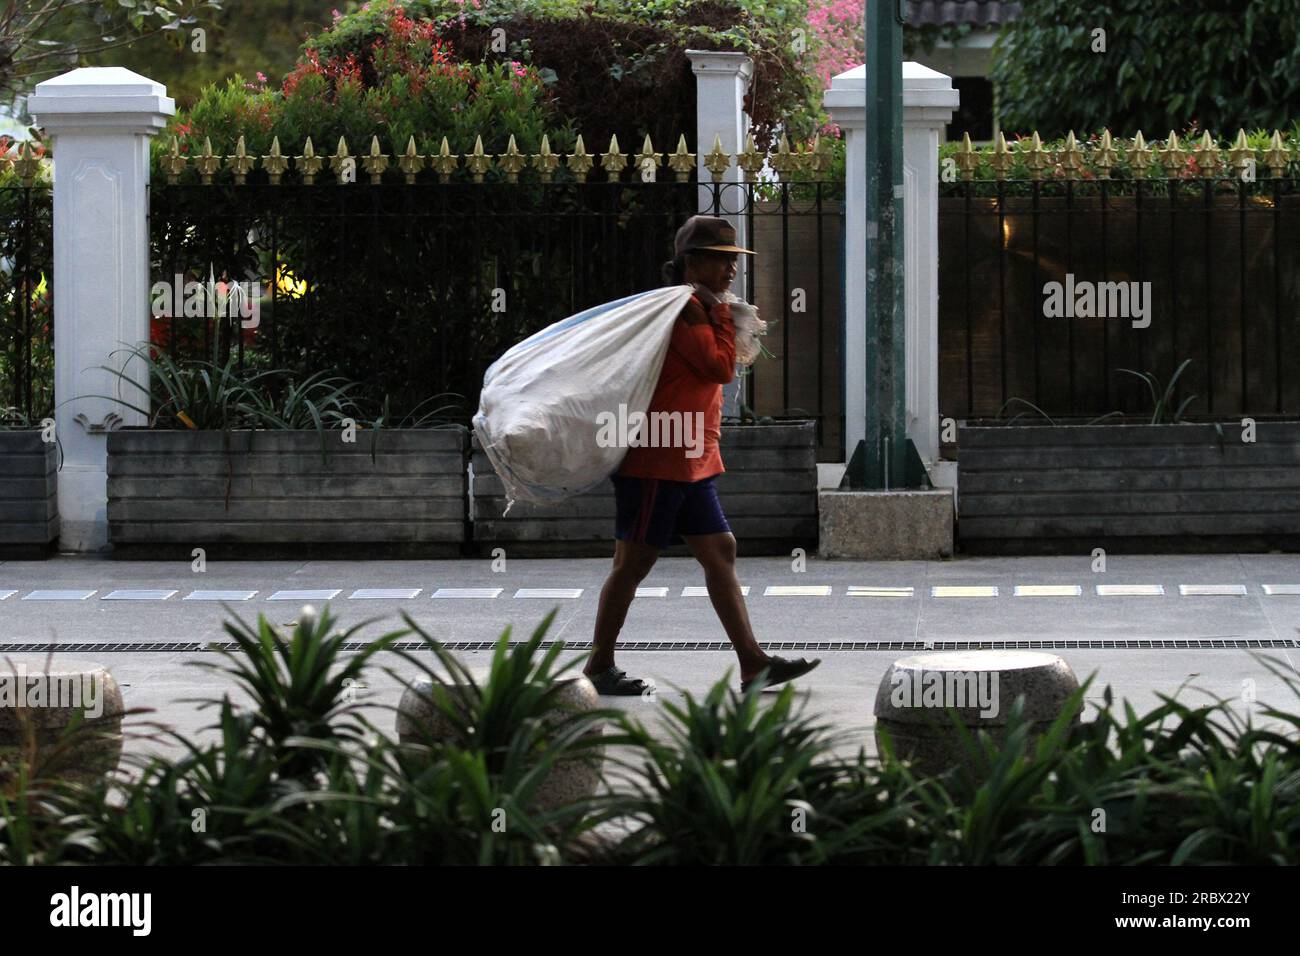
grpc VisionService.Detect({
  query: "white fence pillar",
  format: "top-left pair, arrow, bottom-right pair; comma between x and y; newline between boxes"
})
687,49 -> 753,417
824,62 -> 958,483
27,67 -> 174,551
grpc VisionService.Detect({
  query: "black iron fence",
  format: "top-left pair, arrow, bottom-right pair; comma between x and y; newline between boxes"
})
939,136 -> 1300,438
146,176 -> 846,459
0,183 -> 53,423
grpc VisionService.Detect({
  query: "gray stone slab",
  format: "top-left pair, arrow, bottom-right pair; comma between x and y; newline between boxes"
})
819,489 -> 955,559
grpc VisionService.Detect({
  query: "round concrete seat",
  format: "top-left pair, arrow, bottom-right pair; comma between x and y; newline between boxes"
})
0,658 -> 125,783
396,669 -> 605,812
873,650 -> 1080,777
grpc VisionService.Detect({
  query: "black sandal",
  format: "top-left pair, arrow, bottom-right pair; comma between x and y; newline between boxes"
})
741,656 -> 821,694
586,665 -> 653,696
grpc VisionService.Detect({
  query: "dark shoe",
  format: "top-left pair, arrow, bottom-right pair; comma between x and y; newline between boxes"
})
741,656 -> 821,694
586,665 -> 652,696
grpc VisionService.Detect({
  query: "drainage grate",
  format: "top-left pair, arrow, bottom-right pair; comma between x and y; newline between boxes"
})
0,638 -> 1295,654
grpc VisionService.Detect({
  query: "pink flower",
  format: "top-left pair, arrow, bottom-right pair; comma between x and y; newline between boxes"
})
256,71 -> 268,83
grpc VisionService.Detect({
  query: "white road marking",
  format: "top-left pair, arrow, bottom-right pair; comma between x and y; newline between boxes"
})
348,588 -> 422,599
183,590 -> 258,601
1178,584 -> 1247,596
268,589 -> 342,601
930,586 -> 998,598
22,590 -> 96,600
514,588 -> 583,599
847,586 -> 914,597
1095,584 -> 1165,596
763,585 -> 832,596
682,586 -> 751,596
432,588 -> 504,599
1014,585 -> 1082,597
101,590 -> 178,601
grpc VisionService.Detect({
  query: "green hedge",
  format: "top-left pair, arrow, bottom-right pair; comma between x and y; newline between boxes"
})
4,607 -> 1298,865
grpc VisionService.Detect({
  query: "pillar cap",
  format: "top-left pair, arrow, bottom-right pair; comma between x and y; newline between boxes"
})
27,67 -> 174,132
685,49 -> 754,82
824,61 -> 959,123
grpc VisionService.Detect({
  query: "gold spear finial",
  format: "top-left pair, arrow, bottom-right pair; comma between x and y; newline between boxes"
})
263,136 -> 290,184
1094,129 -> 1118,179
194,136 -> 221,184
955,132 -> 978,181
160,135 -> 188,185
565,134 -> 594,181
703,133 -> 730,183
466,134 -> 493,182
531,133 -> 561,183
362,135 -> 390,184
295,137 -> 324,184
1263,130 -> 1291,178
430,137 -> 459,183
989,131 -> 1013,181
329,136 -> 355,183
599,133 -> 628,179
634,133 -> 662,182
398,136 -> 424,184
227,135 -> 256,184
667,134 -> 695,182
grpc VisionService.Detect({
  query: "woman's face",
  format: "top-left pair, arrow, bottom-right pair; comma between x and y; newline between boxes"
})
685,250 -> 738,294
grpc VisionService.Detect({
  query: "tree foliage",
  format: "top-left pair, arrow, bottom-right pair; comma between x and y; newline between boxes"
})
5,0 -> 222,109
990,0 -> 1300,138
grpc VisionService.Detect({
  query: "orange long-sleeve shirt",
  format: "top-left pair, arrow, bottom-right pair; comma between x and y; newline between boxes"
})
617,294 -> 736,482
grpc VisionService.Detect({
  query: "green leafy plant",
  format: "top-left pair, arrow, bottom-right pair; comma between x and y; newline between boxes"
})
1116,358 -> 1197,424
609,678 -> 872,864
991,0 -> 1300,139
993,360 -> 1198,425
8,608 -> 1300,866
188,604 -> 411,768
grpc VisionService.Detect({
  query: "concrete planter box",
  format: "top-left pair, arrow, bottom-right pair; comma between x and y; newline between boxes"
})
957,420 -> 1300,553
470,420 -> 819,557
0,430 -> 59,558
107,427 -> 468,558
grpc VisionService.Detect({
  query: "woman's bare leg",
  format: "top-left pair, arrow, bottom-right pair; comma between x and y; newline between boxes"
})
682,531 -> 770,682
585,537 -> 660,675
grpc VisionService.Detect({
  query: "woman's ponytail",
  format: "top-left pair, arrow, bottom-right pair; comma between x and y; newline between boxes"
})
661,253 -> 686,286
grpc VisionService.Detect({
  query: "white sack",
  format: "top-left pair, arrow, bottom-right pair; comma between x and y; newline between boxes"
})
473,284 -> 696,514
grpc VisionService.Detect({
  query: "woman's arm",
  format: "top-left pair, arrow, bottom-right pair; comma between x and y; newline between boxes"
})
669,296 -> 736,384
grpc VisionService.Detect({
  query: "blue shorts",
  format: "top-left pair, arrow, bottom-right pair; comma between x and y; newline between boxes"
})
611,473 -> 732,549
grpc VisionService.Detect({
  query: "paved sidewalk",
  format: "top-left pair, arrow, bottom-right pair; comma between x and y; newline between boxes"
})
2,552 -> 1298,761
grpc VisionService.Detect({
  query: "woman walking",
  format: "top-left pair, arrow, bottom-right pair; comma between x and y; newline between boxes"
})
583,215 -> 820,696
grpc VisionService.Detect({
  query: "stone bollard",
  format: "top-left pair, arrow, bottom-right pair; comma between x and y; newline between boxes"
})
396,670 -> 605,813
873,650 -> 1081,777
0,659 -> 125,784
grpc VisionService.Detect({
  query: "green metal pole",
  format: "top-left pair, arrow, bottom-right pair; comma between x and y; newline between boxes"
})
846,0 -> 906,489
